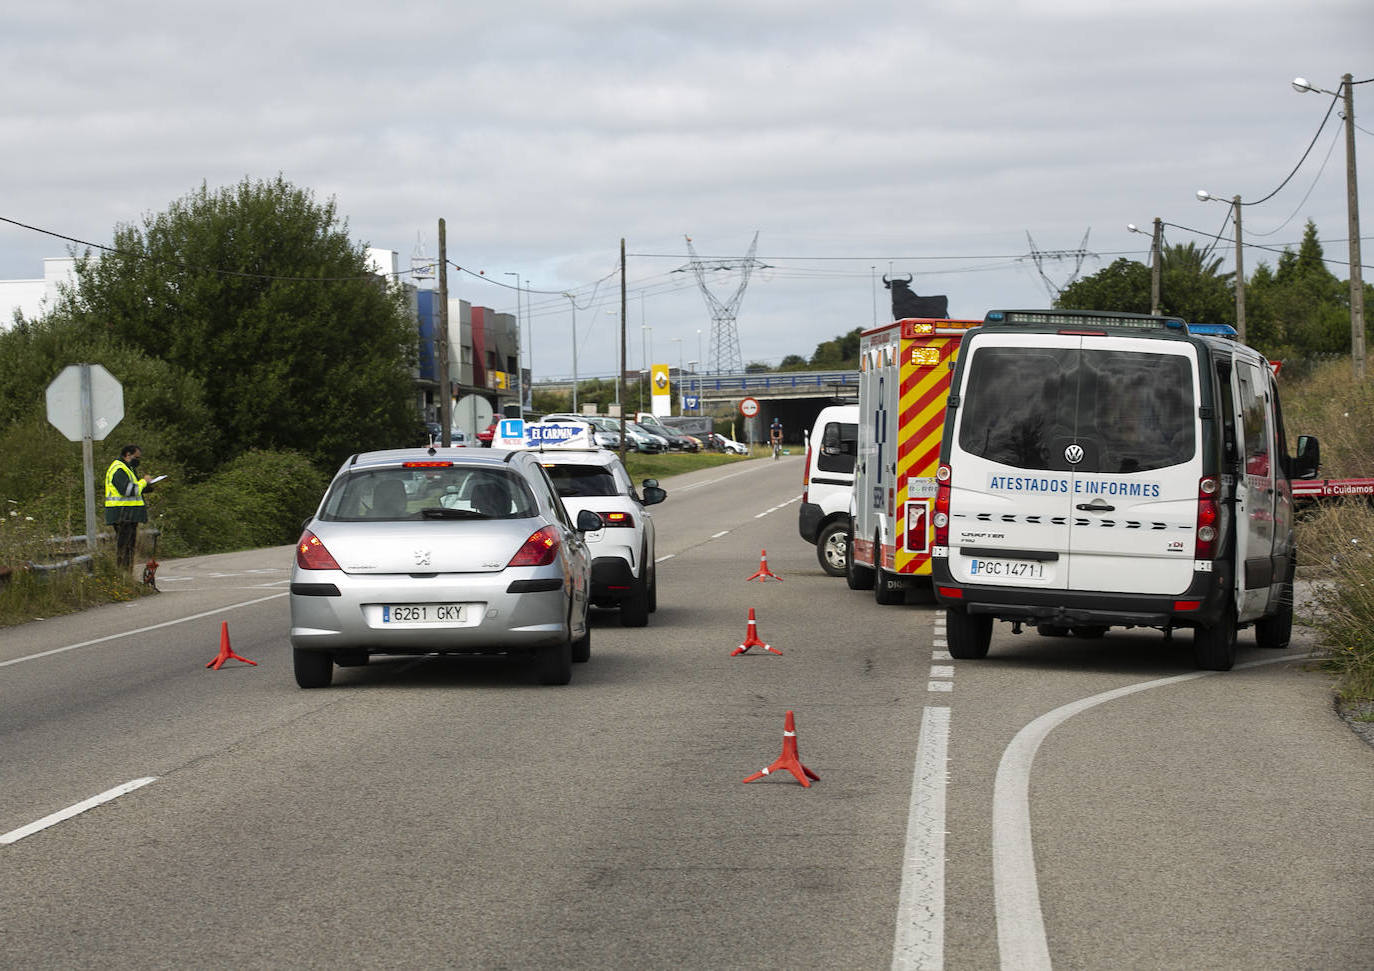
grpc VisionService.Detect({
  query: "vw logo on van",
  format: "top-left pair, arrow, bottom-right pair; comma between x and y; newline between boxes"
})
1064,443 -> 1085,465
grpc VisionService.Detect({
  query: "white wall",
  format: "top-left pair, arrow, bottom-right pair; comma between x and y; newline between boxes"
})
0,258 -> 76,328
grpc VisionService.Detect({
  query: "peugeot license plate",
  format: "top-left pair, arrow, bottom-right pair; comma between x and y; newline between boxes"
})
381,603 -> 465,624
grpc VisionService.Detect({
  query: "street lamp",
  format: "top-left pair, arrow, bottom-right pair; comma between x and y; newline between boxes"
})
1127,219 -> 1163,315
1196,190 -> 1246,340
1294,74 -> 1365,380
696,328 -> 703,374
640,325 -> 652,416
503,272 -> 523,418
670,337 -> 684,414
605,310 -> 621,405
561,292 -> 579,412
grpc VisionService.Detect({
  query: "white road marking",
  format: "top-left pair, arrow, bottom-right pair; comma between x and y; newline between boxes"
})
0,592 -> 288,669
711,530 -> 729,539
932,651 -> 952,661
993,652 -> 1314,970
1,777 -> 157,845
931,665 -> 955,678
927,681 -> 954,692
892,705 -> 951,970
655,553 -> 676,563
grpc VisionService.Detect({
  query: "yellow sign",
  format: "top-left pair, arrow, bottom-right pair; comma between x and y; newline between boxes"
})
651,364 -> 670,390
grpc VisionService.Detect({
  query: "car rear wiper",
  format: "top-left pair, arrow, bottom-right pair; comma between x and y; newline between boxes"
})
419,506 -> 483,519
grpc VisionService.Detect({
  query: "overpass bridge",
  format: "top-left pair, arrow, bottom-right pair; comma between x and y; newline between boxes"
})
532,369 -> 859,445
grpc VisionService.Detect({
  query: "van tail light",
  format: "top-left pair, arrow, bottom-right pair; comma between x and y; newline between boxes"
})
296,530 -> 341,571
1195,476 -> 1220,559
934,463 -> 952,547
802,445 -> 813,503
600,511 -> 634,528
509,526 -> 561,567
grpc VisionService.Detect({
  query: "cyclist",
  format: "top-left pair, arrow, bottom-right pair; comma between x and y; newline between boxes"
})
769,417 -> 784,459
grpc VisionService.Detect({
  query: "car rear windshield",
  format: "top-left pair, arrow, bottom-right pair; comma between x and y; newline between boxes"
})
319,467 -> 537,521
542,464 -> 619,498
958,345 -> 1196,473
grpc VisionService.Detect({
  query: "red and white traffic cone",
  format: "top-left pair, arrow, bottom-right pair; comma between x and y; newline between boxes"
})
743,710 -> 819,787
732,607 -> 782,656
746,549 -> 783,582
206,621 -> 258,670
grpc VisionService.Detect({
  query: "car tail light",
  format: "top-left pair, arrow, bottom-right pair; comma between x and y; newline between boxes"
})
508,526 -> 561,567
600,511 -> 634,528
933,464 -> 952,547
1195,476 -> 1220,559
402,461 -> 453,468
296,530 -> 341,570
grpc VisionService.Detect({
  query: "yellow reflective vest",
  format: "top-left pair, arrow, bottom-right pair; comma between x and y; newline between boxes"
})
104,460 -> 145,509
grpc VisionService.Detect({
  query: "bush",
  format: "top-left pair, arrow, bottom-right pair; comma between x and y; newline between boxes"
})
153,449 -> 327,556
1298,500 -> 1374,702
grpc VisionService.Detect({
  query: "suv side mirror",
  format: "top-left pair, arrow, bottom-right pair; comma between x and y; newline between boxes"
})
1292,435 -> 1320,479
641,485 -> 667,506
641,478 -> 659,489
575,509 -> 604,532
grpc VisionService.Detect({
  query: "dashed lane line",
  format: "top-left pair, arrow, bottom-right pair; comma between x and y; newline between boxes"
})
1,777 -> 158,845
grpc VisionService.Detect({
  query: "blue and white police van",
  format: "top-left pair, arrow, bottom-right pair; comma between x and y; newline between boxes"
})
932,309 -> 1320,670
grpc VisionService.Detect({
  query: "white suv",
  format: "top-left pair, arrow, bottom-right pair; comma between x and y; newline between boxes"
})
533,442 -> 666,627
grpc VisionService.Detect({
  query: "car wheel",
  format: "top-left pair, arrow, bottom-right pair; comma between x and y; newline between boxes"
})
620,575 -> 650,627
875,567 -> 905,605
1193,600 -> 1237,671
1255,557 -> 1295,649
538,635 -> 573,685
947,608 -> 992,659
816,521 -> 848,577
293,648 -> 333,689
647,561 -> 658,613
846,531 -> 875,591
572,624 -> 591,663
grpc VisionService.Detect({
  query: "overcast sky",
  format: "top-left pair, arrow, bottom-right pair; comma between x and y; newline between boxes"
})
4,0 -> 1370,380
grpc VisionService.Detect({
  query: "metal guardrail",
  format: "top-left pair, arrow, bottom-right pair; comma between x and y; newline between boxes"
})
680,370 -> 858,394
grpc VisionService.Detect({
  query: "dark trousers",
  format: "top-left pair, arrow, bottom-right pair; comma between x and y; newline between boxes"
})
114,522 -> 139,571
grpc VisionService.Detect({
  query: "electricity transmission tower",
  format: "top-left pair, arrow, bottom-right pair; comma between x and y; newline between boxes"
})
1023,229 -> 1098,300
679,232 -> 767,374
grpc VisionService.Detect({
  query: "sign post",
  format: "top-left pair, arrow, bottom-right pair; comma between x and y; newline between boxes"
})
46,364 -> 124,553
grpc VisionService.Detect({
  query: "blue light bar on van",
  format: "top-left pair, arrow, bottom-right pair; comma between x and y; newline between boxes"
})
1186,322 -> 1239,337
984,310 -> 1187,331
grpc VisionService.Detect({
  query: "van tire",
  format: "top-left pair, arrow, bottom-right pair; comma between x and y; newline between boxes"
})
846,532 -> 875,590
1193,601 -> 1237,671
1255,558 -> 1295,650
947,609 -> 992,659
816,521 -> 849,577
875,568 -> 905,605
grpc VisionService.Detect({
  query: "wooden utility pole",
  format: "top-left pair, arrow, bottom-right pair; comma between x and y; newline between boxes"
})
438,218 -> 451,446
619,238 -> 628,464
1341,73 -> 1365,380
1150,217 -> 1163,316
1232,196 -> 1246,342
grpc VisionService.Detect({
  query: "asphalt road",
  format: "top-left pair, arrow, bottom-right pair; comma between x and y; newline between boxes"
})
2,455 -> 1371,969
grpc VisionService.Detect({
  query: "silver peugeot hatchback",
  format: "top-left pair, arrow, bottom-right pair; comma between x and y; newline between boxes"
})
289,447 -> 601,688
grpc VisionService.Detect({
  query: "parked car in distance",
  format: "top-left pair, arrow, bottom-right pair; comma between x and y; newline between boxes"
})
533,440 -> 667,627
707,432 -> 748,455
424,422 -> 468,447
623,422 -> 667,454
288,447 -> 602,688
477,423 -> 496,446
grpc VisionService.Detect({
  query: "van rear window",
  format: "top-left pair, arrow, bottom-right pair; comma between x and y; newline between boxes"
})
958,347 -> 1195,473
818,422 -> 857,474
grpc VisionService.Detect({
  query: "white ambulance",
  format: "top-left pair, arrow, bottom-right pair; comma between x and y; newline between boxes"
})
849,317 -> 982,603
932,309 -> 1320,670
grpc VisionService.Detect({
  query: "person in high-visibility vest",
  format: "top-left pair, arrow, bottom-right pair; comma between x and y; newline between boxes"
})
104,444 -> 155,572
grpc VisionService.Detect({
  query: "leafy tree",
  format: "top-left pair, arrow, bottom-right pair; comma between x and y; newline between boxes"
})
1056,257 -> 1151,314
776,354 -> 808,371
809,327 -> 863,369
1248,221 -> 1353,358
49,177 -> 419,470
